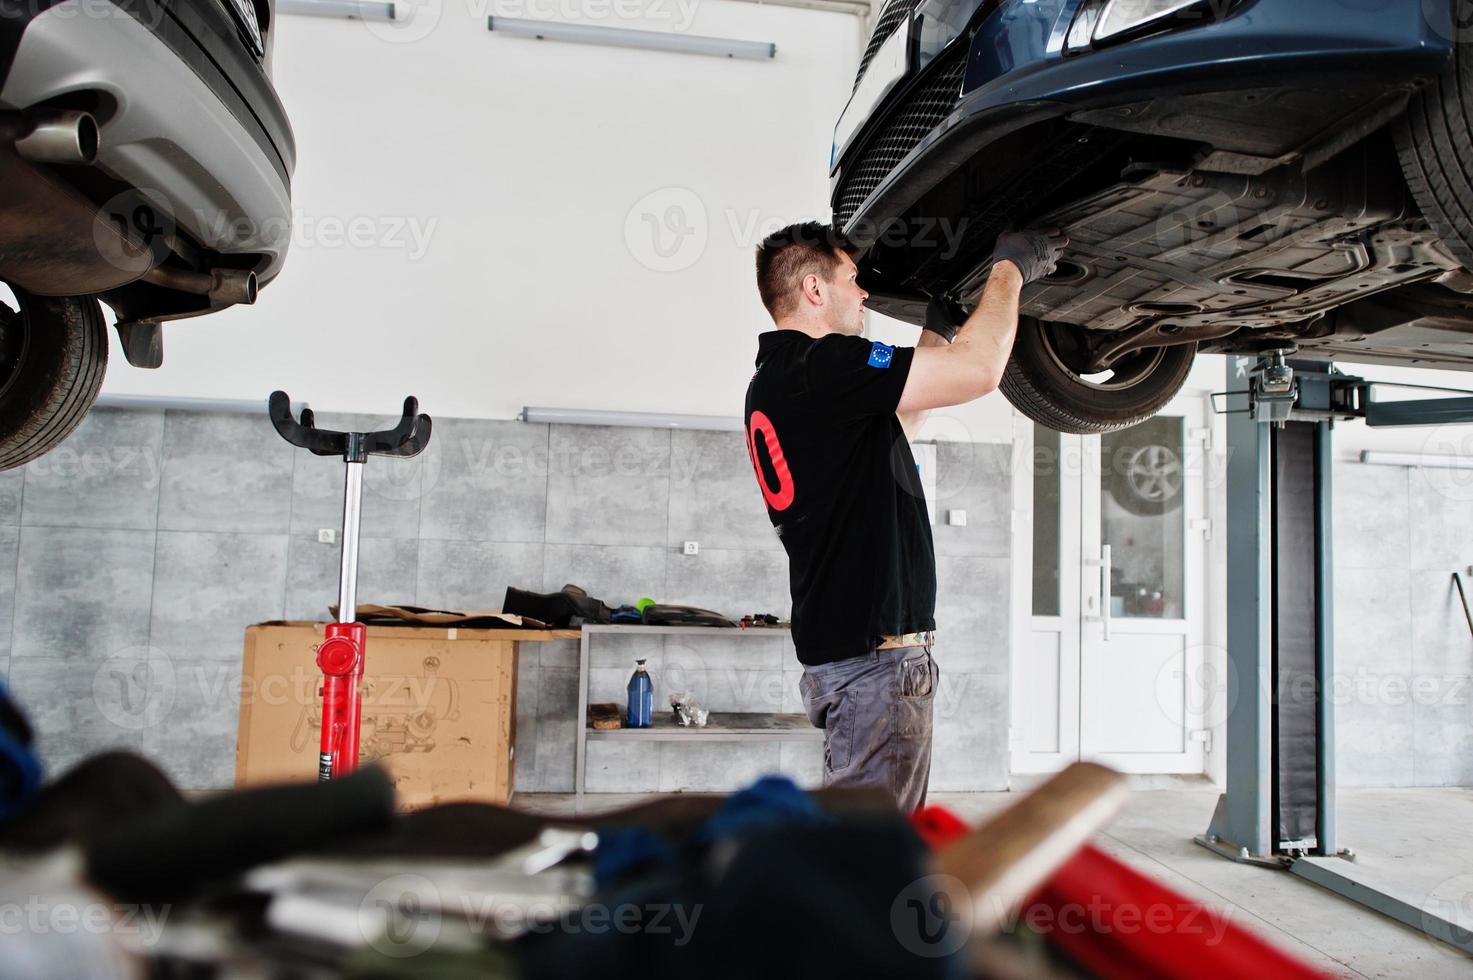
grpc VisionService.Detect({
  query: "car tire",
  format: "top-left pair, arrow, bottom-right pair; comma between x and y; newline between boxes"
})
0,287 -> 109,471
999,318 -> 1197,434
1395,21 -> 1473,267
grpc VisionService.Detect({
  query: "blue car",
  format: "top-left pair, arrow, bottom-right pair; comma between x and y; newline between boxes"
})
831,0 -> 1473,431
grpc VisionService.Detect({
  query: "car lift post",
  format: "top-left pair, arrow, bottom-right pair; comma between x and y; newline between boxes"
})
1198,354 -> 1473,954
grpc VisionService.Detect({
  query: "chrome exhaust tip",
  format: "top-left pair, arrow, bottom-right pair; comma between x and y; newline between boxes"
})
141,267 -> 259,308
13,110 -> 99,165
209,269 -> 258,306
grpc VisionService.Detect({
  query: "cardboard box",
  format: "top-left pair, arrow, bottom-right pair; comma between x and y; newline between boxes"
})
235,621 -> 575,809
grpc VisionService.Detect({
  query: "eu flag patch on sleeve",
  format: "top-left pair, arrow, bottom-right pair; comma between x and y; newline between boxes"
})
867,342 -> 895,368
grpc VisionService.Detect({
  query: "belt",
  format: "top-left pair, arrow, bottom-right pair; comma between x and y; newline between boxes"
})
875,630 -> 935,650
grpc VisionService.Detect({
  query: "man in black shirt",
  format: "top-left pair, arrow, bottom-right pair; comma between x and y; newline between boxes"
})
743,221 -> 1066,811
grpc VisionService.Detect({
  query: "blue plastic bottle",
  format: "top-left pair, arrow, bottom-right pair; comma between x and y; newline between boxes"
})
626,658 -> 653,729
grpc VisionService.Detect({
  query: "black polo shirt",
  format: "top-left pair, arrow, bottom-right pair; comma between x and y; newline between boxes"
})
743,329 -> 937,666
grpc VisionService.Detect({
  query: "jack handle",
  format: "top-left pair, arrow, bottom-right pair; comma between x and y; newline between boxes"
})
268,390 -> 432,462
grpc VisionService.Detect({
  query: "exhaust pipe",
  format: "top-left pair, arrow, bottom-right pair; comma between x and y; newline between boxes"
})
0,110 -> 99,165
141,267 -> 259,307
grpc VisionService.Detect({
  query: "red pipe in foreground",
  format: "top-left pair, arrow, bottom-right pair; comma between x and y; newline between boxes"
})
910,805 -> 1325,979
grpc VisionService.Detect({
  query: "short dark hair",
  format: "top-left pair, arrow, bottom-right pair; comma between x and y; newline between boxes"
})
755,221 -> 854,321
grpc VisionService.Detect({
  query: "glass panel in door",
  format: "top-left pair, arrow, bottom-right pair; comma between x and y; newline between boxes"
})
1099,415 -> 1187,621
1032,424 -> 1062,617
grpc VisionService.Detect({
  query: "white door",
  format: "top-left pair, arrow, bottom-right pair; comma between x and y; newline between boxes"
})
1012,397 -> 1211,775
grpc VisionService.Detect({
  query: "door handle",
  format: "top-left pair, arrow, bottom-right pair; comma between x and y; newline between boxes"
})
1100,543 -> 1112,641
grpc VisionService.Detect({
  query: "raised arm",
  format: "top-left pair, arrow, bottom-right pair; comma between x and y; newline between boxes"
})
897,327 -> 951,441
896,230 -> 1067,418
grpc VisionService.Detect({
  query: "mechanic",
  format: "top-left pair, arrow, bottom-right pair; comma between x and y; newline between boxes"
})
743,221 -> 1066,812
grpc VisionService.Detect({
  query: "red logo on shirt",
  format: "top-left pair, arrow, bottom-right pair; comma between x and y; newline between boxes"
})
745,411 -> 794,512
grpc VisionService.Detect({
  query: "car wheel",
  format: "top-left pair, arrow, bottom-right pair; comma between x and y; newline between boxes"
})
999,318 -> 1197,434
1395,19 -> 1473,266
0,286 -> 109,471
1107,443 -> 1184,516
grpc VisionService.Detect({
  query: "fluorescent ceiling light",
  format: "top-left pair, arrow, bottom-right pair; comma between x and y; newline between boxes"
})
1359,450 -> 1473,470
487,17 -> 776,60
520,407 -> 744,431
278,0 -> 395,20
95,394 -> 309,416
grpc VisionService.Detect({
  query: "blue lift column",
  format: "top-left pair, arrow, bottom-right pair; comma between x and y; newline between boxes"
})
1198,355 -> 1334,862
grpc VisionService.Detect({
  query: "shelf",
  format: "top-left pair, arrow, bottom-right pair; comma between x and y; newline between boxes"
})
581,625 -> 790,637
586,711 -> 820,741
574,625 -> 806,794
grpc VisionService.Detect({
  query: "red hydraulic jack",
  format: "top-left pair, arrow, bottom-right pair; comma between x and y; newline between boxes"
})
269,391 -> 433,781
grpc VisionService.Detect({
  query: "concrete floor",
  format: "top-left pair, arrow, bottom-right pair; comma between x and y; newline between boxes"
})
514,785 -> 1473,978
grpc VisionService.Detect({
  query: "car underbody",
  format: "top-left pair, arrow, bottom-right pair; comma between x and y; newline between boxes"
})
832,0 -> 1473,429
849,96 -> 1473,374
1019,139 -> 1473,373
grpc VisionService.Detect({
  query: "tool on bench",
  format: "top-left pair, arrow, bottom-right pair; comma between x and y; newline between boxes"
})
269,391 -> 433,782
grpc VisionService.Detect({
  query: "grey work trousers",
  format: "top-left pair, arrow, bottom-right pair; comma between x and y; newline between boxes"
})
797,642 -> 938,813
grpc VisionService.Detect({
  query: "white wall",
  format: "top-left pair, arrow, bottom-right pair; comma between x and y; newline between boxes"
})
102,0 -> 865,421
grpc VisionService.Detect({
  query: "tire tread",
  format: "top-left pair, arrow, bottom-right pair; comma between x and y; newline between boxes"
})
1395,35 -> 1473,268
0,293 -> 109,471
999,319 -> 1196,435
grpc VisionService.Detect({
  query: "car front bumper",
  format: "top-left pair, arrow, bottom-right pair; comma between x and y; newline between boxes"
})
835,0 -> 1455,237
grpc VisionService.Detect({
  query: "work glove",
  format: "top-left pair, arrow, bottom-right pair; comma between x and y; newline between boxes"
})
924,293 -> 970,343
990,228 -> 1069,286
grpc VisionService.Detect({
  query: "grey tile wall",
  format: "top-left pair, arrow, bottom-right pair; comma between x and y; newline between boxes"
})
0,406 -> 1017,796
16,416 -> 1472,795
